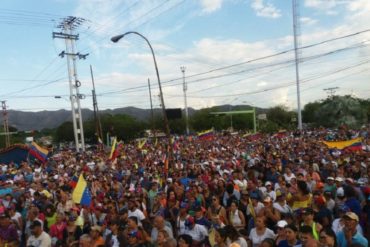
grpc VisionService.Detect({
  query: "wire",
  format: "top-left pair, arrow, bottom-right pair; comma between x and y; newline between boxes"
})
96,40 -> 370,96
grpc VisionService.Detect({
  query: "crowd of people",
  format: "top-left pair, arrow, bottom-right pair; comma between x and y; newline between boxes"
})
0,126 -> 370,247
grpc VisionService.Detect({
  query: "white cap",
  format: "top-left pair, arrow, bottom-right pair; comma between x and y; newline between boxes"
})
337,187 -> 344,197
277,220 -> 288,228
265,181 -> 272,186
327,177 -> 334,181
335,177 -> 343,182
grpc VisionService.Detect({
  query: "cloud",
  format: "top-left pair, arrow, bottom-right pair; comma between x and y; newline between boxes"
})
251,0 -> 281,19
199,0 -> 223,14
300,17 -> 318,26
304,0 -> 338,10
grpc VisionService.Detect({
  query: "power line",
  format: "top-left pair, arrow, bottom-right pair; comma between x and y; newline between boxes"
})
96,40 -> 370,96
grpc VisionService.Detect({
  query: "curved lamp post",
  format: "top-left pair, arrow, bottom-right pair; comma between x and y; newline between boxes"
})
111,31 -> 172,171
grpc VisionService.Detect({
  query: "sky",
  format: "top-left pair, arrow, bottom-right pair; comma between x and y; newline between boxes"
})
0,0 -> 369,113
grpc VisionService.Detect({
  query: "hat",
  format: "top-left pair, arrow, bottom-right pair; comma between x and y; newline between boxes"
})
302,207 -> 314,215
241,190 -> 249,195
263,196 -> 272,203
167,178 -> 173,183
316,182 -> 324,189
265,181 -> 272,186
91,225 -> 102,232
327,177 -> 334,181
345,178 -> 354,184
335,177 -> 344,182
337,187 -> 345,197
343,212 -> 359,222
185,216 -> 195,228
277,220 -> 288,228
30,220 -> 42,229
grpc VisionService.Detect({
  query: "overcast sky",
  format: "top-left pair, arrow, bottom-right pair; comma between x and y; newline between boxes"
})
0,0 -> 369,112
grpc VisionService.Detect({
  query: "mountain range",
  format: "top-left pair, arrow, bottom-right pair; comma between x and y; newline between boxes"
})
0,105 -> 259,131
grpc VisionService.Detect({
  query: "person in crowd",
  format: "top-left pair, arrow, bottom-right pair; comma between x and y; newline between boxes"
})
275,220 -> 288,246
319,227 -> 337,247
178,234 -> 192,247
248,216 -> 275,247
277,224 -> 301,247
183,216 -> 208,246
207,196 -> 228,226
0,213 -> 19,247
259,196 -> 280,230
224,225 -> 248,247
300,225 -> 319,247
213,227 -> 227,247
26,220 -> 51,247
151,215 -> 173,243
301,207 -> 321,241
90,225 -> 105,247
228,200 -> 246,230
336,212 -> 368,247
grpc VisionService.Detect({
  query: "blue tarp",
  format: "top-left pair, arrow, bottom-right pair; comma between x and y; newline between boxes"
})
0,145 -> 29,165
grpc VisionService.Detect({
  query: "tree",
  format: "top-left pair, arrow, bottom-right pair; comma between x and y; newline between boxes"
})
302,101 -> 321,124
314,95 -> 367,128
266,105 -> 295,129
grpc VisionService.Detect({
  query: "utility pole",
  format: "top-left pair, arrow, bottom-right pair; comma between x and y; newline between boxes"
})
1,101 -> 10,148
324,87 -> 339,99
148,78 -> 155,137
292,0 -> 302,130
90,65 -> 103,143
53,17 -> 88,152
181,66 -> 189,135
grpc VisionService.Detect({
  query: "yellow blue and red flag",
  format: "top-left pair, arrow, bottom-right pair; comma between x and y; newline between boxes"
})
323,137 -> 362,151
72,174 -> 92,207
29,142 -> 49,163
197,129 -> 214,140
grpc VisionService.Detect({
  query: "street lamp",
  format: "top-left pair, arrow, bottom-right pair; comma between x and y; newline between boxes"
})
111,31 -> 172,170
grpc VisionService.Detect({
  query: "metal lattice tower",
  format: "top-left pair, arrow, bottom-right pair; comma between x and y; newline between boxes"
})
1,101 -> 10,147
53,17 -> 88,152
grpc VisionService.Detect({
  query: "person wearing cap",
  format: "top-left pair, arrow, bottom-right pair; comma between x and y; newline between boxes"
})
336,212 -> 368,247
90,225 -> 105,247
275,220 -> 288,246
183,216 -> 208,245
259,196 -> 281,230
324,177 -> 336,196
265,181 -> 276,201
277,224 -> 301,247
332,205 -> 363,236
26,220 -> 51,247
127,230 -> 143,247
301,207 -> 322,241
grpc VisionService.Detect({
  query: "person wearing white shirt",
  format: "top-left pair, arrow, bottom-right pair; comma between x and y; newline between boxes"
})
249,216 -> 275,247
128,199 -> 146,226
26,220 -> 51,247
184,217 -> 208,244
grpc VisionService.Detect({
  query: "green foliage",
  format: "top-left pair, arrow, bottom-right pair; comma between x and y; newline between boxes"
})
302,101 -> 321,123
265,105 -> 296,131
301,95 -> 368,128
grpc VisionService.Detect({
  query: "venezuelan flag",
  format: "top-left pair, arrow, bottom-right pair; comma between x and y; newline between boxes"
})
29,142 -> 49,162
109,137 -> 117,159
323,137 -> 362,151
72,174 -> 92,206
197,129 -> 214,140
